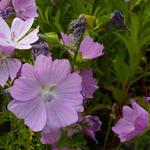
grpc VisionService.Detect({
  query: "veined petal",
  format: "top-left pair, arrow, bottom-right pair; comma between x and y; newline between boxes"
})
18,27 -> 39,45
10,77 -> 40,101
0,17 -> 11,41
57,72 -> 83,108
48,59 -> 71,85
7,58 -> 21,81
8,97 -> 47,132
46,101 -> 78,129
11,18 -> 34,40
34,55 -> 52,84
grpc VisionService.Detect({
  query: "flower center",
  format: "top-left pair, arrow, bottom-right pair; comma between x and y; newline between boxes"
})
40,84 -> 57,103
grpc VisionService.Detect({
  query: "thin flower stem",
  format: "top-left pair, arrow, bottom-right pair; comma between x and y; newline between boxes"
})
103,104 -> 116,150
103,115 -> 113,150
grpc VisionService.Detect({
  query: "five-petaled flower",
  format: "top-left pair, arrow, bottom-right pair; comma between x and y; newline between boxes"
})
8,55 -> 83,132
0,17 -> 39,50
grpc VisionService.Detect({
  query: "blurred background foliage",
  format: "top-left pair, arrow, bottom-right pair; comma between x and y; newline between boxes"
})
1,0 -> 150,149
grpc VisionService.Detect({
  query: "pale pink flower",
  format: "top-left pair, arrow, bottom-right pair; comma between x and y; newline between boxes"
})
112,100 -> 149,142
0,17 -> 39,49
12,0 -> 38,20
0,45 -> 21,86
61,33 -> 104,59
8,55 -> 83,132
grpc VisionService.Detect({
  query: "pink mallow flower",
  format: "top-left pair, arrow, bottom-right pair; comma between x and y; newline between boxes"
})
112,100 -> 149,142
61,32 -> 104,60
0,0 -> 9,10
67,115 -> 102,143
0,17 -> 39,49
81,69 -> 98,99
12,0 -> 38,20
0,46 -> 21,86
8,55 -> 83,132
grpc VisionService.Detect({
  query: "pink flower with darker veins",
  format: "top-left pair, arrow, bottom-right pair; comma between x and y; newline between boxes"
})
8,55 -> 83,132
61,32 -> 104,60
0,45 -> 21,86
112,100 -> 149,142
0,17 -> 39,49
12,0 -> 38,20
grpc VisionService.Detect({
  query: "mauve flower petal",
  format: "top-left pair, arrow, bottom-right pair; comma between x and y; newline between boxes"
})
81,69 -> 98,99
10,77 -> 40,101
24,97 -> 46,132
79,36 -> 104,59
0,0 -> 10,10
7,58 -> 21,81
112,118 -> 134,134
17,27 -> 39,48
21,63 -> 36,79
46,101 -> 78,129
12,0 -> 38,20
0,37 -> 10,47
0,62 -> 9,86
34,55 -> 52,84
8,97 -> 46,131
57,72 -> 83,111
122,106 -> 136,122
11,18 -> 34,40
21,5 -> 38,19
131,100 -> 149,116
61,32 -> 74,46
13,0 -> 33,8
0,45 -> 14,56
8,98 -> 39,119
0,17 -> 11,40
41,127 -> 61,144
48,59 -> 71,85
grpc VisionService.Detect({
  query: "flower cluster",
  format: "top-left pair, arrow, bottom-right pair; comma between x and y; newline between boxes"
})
0,0 -> 149,149
0,3 -> 104,148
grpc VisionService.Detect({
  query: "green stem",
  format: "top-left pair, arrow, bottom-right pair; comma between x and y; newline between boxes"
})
103,104 -> 116,150
103,116 -> 113,150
